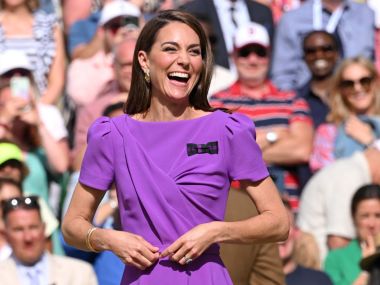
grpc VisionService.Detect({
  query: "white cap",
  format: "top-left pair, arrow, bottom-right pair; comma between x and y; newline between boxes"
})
234,22 -> 270,50
0,50 -> 33,76
99,0 -> 141,26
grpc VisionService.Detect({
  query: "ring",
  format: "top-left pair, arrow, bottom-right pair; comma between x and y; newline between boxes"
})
184,256 -> 193,264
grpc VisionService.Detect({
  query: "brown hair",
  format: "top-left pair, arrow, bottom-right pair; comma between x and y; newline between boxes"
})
124,9 -> 214,115
327,56 -> 380,124
0,0 -> 39,11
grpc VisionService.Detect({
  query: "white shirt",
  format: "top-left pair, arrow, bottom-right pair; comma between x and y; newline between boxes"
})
37,103 -> 68,141
14,252 -> 49,285
0,244 -> 12,262
213,0 -> 251,72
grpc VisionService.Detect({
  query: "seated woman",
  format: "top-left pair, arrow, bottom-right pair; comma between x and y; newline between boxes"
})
0,0 -> 65,104
310,57 -> 380,172
324,184 -> 380,285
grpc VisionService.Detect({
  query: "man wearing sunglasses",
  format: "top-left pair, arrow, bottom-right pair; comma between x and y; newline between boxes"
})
210,22 -> 313,212
67,0 -> 142,107
0,196 -> 98,285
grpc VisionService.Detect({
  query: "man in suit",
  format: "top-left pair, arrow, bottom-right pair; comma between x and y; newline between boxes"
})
220,187 -> 286,285
0,196 -> 98,285
180,0 -> 274,71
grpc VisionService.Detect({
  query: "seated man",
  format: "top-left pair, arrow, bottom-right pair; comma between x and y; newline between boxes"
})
0,195 -> 98,285
210,22 -> 313,211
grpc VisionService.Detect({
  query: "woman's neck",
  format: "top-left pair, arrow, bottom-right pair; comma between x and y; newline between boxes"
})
1,5 -> 30,17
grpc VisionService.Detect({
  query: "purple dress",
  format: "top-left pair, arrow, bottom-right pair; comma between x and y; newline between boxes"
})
79,110 -> 269,285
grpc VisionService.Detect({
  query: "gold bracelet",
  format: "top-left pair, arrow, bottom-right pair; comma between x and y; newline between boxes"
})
85,227 -> 100,252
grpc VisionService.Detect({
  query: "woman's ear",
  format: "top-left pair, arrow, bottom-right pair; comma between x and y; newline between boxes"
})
138,50 -> 149,73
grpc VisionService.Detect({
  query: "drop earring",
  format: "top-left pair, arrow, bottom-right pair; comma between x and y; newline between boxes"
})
144,70 -> 150,84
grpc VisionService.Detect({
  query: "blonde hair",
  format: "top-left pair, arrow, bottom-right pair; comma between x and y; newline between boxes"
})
327,56 -> 380,124
0,0 -> 40,11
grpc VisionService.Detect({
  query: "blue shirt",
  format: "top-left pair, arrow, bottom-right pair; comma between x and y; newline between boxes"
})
286,265 -> 333,285
68,12 -> 100,57
271,0 -> 375,91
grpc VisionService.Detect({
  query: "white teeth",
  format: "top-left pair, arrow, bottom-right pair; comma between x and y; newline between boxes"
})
313,59 -> 328,69
169,72 -> 189,78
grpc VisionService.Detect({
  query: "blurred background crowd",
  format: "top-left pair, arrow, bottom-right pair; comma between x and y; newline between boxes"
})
1,0 -> 380,284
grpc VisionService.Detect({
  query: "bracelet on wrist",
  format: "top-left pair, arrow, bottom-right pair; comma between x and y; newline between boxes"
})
85,227 -> 100,252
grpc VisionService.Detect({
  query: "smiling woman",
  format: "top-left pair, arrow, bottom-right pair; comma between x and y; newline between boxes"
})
62,10 -> 289,285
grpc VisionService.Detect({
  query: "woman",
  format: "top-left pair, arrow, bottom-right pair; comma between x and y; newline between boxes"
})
310,57 -> 380,172
0,0 -> 65,104
62,10 -> 289,284
324,184 -> 380,285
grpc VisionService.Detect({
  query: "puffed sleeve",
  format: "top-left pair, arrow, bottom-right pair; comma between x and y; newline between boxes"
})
79,117 -> 114,191
225,113 -> 269,181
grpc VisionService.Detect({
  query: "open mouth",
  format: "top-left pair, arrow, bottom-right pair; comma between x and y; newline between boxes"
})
168,72 -> 190,84
313,59 -> 328,69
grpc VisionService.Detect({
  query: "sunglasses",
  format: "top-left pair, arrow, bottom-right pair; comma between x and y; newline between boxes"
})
105,17 -> 139,35
238,45 -> 268,58
304,44 -> 336,56
339,76 -> 374,93
1,196 -> 39,219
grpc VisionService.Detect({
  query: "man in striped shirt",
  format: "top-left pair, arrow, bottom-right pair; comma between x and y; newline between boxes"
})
210,22 -> 313,211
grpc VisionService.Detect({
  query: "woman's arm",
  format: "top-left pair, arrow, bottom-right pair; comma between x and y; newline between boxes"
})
161,177 -> 289,264
62,183 -> 160,270
40,25 -> 65,105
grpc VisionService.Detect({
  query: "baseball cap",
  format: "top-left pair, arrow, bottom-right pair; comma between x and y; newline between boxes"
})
0,142 -> 24,165
0,50 -> 33,76
234,22 -> 270,50
0,142 -> 28,178
99,0 -> 141,26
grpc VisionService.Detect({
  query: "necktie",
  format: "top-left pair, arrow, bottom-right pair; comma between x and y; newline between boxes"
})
27,267 -> 40,285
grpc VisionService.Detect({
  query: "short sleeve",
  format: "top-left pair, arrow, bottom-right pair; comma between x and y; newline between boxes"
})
79,117 -> 114,190
225,113 -> 269,181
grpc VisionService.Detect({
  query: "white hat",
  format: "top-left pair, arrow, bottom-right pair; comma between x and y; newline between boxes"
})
234,22 -> 270,50
99,0 -> 141,26
0,50 -> 33,76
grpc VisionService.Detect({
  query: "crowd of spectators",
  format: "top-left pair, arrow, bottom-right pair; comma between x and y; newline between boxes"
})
1,0 -> 380,284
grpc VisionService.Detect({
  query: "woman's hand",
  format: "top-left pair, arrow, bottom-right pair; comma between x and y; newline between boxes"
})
109,230 -> 160,270
360,234 -> 376,259
160,222 -> 220,265
345,116 -> 375,146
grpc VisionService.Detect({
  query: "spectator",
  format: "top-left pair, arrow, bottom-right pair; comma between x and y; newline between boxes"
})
310,57 -> 380,172
180,0 -> 274,72
324,184 -> 380,285
221,187 -> 286,285
210,22 -> 313,211
0,50 -> 70,201
279,199 -> 333,285
271,0 -> 375,91
0,195 -> 98,285
297,140 -> 380,262
295,30 -> 340,188
66,0 -> 142,107
0,0 -> 65,104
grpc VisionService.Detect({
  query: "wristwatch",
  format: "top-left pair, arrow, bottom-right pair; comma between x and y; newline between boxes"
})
266,131 -> 278,144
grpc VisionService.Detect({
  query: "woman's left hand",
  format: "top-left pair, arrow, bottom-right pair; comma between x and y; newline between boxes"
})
160,222 -> 221,265
345,115 -> 375,146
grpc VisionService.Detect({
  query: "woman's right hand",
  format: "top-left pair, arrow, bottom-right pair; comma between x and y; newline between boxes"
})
109,230 -> 160,270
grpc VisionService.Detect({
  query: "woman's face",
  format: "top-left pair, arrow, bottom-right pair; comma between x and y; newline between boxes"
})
138,22 -> 203,105
340,63 -> 376,114
354,198 -> 380,241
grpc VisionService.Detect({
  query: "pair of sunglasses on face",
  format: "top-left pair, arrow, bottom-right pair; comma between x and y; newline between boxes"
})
1,196 -> 39,218
340,76 -> 374,93
237,44 -> 268,58
304,44 -> 336,56
104,16 -> 139,35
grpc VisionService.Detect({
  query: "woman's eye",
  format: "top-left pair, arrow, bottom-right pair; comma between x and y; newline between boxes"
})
163,46 -> 176,52
189,49 -> 201,56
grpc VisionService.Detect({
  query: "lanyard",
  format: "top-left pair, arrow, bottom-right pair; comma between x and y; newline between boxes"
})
313,0 -> 344,33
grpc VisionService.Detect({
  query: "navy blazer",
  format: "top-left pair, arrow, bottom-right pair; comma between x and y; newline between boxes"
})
180,0 -> 274,69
